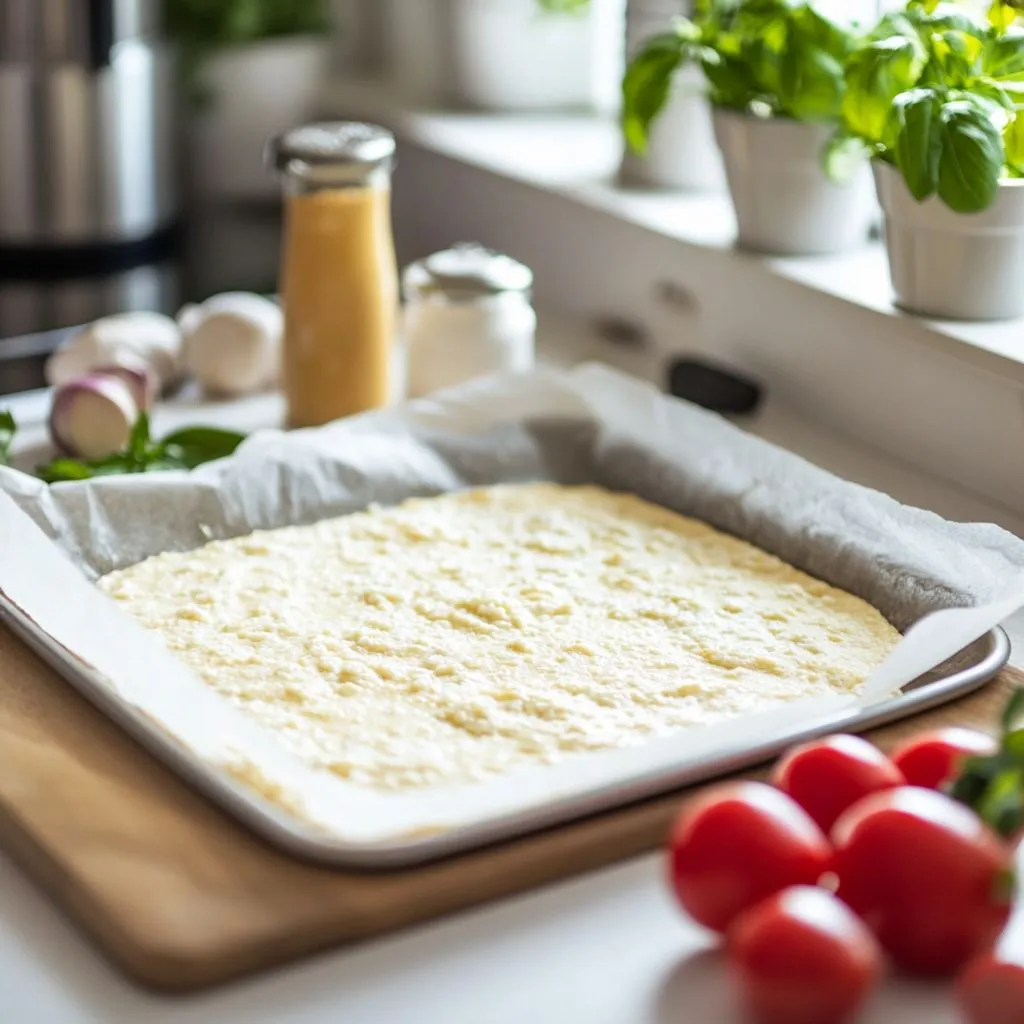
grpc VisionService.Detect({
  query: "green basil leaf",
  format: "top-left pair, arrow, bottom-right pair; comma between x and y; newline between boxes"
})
869,11 -> 925,45
972,75 -> 1018,112
712,25 -> 745,62
990,1 -> 1020,33
0,409 -> 15,466
1004,107 -> 1024,169
34,458 -> 96,484
88,456 -> 146,477
779,42 -> 844,120
702,49 -> 758,111
727,1 -> 788,55
937,95 -> 1005,211
747,35 -> 784,102
983,25 -> 1024,81
793,4 -> 853,61
933,30 -> 985,84
894,87 -> 944,198
753,10 -> 788,56
622,30 -> 691,153
843,37 -> 927,143
128,411 -> 151,463
160,426 -> 247,469
918,9 -> 989,41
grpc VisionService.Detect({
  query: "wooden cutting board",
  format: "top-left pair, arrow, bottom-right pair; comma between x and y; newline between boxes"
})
0,621 -> 1017,994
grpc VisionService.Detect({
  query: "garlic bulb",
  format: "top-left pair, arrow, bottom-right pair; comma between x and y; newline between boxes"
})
45,312 -> 183,394
178,292 -> 282,396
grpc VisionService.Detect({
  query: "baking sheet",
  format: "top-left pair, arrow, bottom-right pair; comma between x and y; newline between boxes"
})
1,363 -> 1023,867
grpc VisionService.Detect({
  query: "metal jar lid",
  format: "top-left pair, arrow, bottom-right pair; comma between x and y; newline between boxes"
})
404,243 -> 533,300
266,121 -> 396,176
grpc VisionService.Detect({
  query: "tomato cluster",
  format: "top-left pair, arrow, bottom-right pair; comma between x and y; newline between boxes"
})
666,728 -> 1019,1024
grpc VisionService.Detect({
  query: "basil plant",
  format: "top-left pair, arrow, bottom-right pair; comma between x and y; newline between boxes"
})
622,0 -> 860,155
828,0 -> 1024,213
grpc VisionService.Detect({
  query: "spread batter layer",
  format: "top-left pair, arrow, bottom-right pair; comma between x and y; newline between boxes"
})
98,484 -> 901,790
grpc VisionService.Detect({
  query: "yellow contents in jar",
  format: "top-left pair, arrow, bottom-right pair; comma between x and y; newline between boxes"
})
279,185 -> 398,428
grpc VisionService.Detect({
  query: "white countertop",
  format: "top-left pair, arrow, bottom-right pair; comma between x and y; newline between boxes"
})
3,315 -> 1024,1023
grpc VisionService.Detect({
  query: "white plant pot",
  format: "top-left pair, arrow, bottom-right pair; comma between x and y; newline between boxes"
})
873,161 -> 1024,321
448,0 -> 624,112
382,0 -> 452,103
712,109 -> 876,255
620,64 -> 725,191
189,37 -> 331,202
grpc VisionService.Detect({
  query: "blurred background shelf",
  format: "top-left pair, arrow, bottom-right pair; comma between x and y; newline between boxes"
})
4,0 -> 1024,519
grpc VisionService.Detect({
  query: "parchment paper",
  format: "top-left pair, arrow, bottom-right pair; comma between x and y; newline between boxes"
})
1,364 -> 1023,854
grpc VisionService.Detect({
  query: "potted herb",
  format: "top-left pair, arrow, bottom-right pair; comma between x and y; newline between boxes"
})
832,0 -> 1024,319
167,0 -> 333,201
619,0 -> 726,192
623,0 -> 877,254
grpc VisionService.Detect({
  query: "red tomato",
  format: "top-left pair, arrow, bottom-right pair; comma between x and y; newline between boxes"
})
771,734 -> 904,833
729,886 -> 883,1024
832,787 -> 1015,976
668,781 -> 832,934
958,950 -> 1024,1024
890,728 -> 997,791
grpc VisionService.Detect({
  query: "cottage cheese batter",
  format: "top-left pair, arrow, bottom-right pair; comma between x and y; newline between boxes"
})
98,484 -> 900,790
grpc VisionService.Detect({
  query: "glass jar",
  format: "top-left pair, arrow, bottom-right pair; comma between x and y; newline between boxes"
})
267,122 -> 398,428
402,243 -> 536,399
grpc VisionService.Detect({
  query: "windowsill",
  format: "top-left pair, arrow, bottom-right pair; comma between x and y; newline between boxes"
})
319,77 -> 1024,386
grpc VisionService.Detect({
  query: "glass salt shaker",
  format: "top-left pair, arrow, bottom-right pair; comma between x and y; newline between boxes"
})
402,243 -> 536,399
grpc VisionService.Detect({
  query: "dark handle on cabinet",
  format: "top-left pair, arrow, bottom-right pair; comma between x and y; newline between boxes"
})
666,357 -> 763,416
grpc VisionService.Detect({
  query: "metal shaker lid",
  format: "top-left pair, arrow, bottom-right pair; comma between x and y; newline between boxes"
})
266,122 -> 396,175
404,243 -> 533,299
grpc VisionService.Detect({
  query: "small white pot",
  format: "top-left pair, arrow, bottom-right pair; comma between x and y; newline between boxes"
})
873,161 -> 1024,321
620,64 -> 725,192
189,37 -> 331,202
712,109 -> 876,255
448,0 -> 624,113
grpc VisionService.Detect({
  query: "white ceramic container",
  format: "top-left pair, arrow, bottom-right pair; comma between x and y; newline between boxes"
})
713,109 -> 876,255
873,161 -> 1024,321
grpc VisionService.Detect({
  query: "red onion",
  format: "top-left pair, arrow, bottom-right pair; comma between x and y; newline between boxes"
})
92,360 -> 157,410
49,374 -> 139,459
